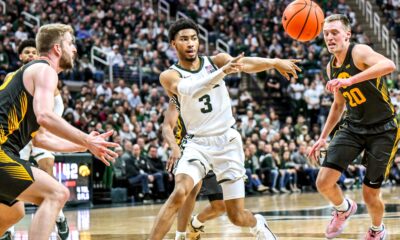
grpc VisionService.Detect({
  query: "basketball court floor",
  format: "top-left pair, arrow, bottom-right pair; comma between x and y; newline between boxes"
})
13,186 -> 400,239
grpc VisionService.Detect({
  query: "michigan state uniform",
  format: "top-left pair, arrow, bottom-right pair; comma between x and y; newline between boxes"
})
19,94 -> 64,162
170,56 -> 245,200
0,60 -> 49,205
323,43 -> 400,188
173,107 -> 223,202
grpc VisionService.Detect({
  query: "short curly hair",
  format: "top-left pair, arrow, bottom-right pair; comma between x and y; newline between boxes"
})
168,18 -> 199,43
17,39 -> 36,55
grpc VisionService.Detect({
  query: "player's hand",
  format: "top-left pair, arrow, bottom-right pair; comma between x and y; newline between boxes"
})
308,138 -> 327,163
274,59 -> 302,80
221,53 -> 244,74
326,78 -> 354,93
76,131 -> 101,152
85,130 -> 120,166
166,146 -> 181,172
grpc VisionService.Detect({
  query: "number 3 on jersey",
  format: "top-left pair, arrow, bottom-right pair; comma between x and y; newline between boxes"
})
199,94 -> 213,113
342,87 -> 366,107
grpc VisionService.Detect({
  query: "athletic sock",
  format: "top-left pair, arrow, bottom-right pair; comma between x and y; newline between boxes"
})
175,231 -> 186,240
191,214 -> 204,229
371,224 -> 384,232
56,210 -> 65,222
334,199 -> 350,212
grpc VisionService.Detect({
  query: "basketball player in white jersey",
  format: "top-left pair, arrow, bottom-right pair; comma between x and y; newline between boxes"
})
1,39 -> 69,240
163,101 -> 226,240
149,18 -> 300,240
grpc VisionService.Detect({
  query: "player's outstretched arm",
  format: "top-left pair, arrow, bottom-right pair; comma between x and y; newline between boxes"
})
241,57 -> 301,79
32,129 -> 105,153
31,64 -> 119,165
32,127 -> 87,152
160,54 -> 243,98
212,52 -> 301,80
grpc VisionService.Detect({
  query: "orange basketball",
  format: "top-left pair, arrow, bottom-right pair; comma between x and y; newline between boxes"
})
282,0 -> 324,42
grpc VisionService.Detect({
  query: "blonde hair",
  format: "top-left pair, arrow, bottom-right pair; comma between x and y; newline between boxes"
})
36,23 -> 74,54
324,14 -> 351,32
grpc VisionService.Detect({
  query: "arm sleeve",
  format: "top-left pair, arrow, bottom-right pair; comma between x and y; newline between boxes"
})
177,68 -> 226,97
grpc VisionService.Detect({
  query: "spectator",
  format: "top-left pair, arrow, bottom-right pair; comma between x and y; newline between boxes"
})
244,147 -> 269,194
126,144 -> 152,202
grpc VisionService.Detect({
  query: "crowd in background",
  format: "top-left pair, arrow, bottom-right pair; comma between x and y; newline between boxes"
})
0,0 -> 400,202
376,0 -> 400,44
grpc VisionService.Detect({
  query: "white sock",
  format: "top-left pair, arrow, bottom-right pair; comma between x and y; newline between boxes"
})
191,215 -> 204,228
175,231 -> 186,240
250,214 -> 263,234
371,224 -> 384,232
7,226 -> 14,234
56,210 -> 65,222
334,199 -> 350,212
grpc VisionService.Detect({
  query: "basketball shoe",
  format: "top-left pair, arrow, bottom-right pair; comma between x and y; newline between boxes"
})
0,231 -> 12,240
187,216 -> 204,240
56,217 -> 69,240
365,225 -> 386,240
250,214 -> 277,240
326,199 -> 357,239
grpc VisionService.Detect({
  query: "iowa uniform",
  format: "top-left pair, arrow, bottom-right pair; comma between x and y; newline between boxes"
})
172,98 -> 223,202
0,60 -> 48,205
323,43 -> 400,188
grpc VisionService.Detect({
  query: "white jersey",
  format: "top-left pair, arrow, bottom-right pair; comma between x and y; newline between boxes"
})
19,94 -> 64,161
170,56 -> 235,136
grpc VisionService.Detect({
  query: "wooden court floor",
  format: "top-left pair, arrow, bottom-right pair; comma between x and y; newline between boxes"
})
13,186 -> 400,239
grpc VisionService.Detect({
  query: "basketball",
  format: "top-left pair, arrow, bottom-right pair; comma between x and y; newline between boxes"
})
282,0 -> 325,42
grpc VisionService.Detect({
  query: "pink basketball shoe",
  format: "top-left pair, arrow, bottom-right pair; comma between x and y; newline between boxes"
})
325,199 -> 358,239
365,225 -> 386,240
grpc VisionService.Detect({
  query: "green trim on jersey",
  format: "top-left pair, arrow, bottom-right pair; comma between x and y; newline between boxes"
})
174,56 -> 205,73
207,56 -> 218,70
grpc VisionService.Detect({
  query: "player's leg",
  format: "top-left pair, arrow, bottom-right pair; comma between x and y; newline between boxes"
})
176,181 -> 202,240
36,157 -> 55,176
196,199 -> 225,223
149,173 -> 196,240
222,179 -> 255,227
149,144 -> 208,240
363,127 -> 400,239
317,128 -> 363,238
35,151 -> 69,240
195,173 -> 225,224
187,173 -> 225,240
0,202 -> 24,236
222,179 -> 276,239
316,168 -> 343,204
17,167 -> 69,240
212,129 -> 276,238
316,128 -> 363,202
362,186 -> 385,232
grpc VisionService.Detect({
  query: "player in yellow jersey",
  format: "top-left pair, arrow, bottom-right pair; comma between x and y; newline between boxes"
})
309,14 -> 397,240
0,24 -> 119,240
